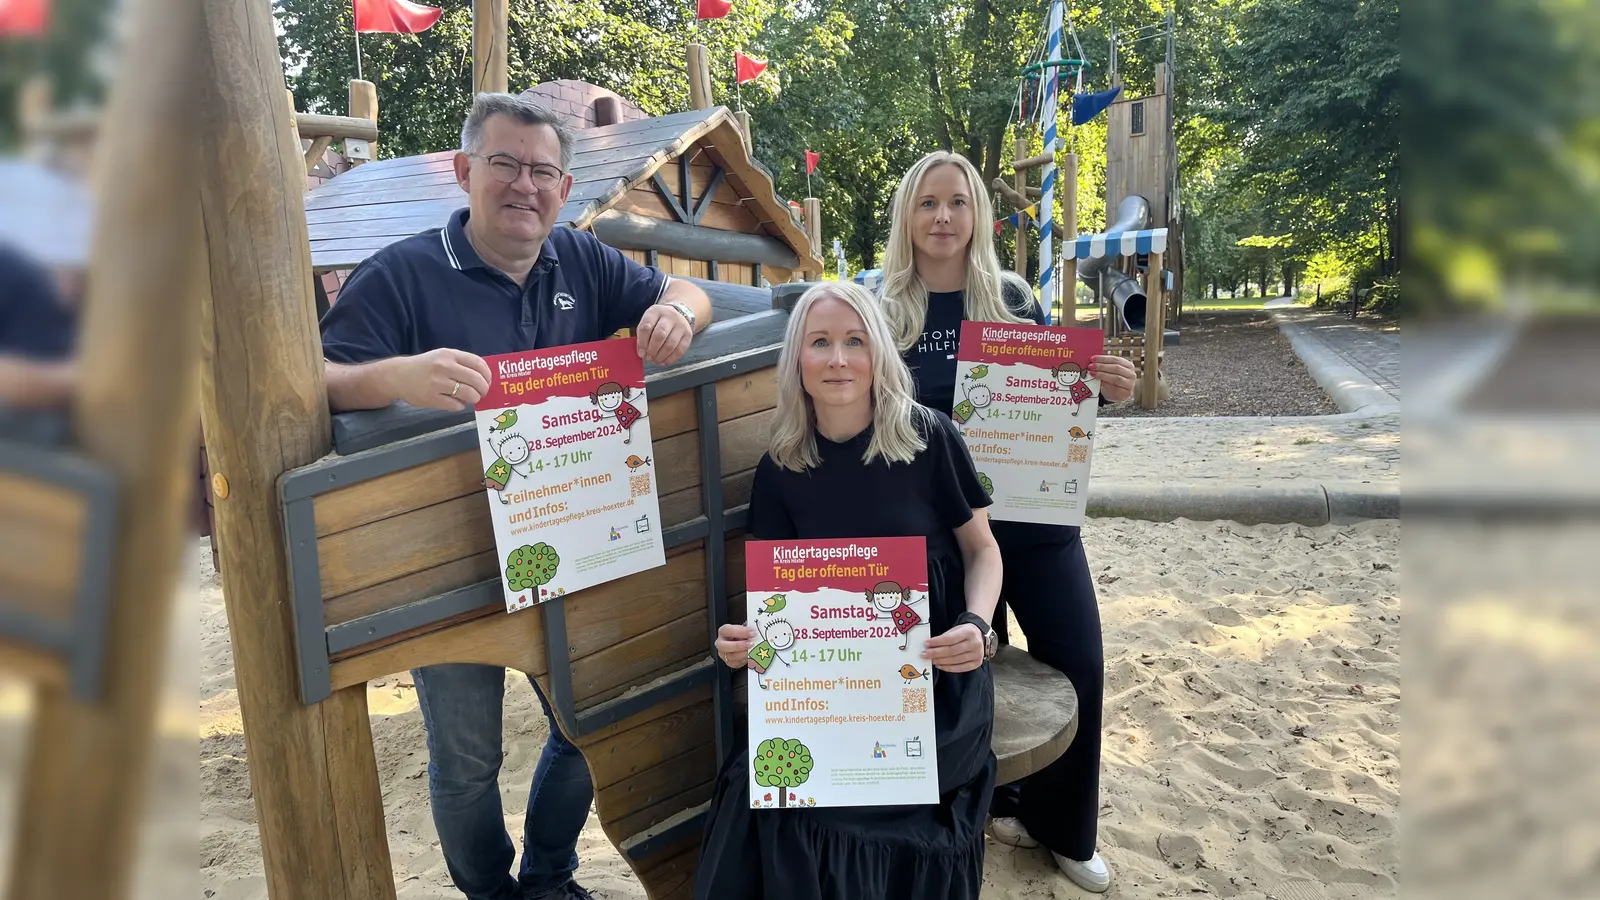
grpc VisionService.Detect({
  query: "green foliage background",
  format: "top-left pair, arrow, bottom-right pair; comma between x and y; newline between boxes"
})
25,0 -> 1600,314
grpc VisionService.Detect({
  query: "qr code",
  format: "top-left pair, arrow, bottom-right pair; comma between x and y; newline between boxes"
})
902,688 -> 928,714
1068,444 -> 1090,464
630,473 -> 652,498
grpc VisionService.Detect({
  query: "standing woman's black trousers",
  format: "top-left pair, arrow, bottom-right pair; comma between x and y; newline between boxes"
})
989,524 -> 1105,862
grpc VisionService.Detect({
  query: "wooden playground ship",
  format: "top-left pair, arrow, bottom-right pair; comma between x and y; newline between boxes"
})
0,11 -> 1083,896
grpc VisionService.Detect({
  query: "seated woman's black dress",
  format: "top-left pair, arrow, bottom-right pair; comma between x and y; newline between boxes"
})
692,410 -> 996,900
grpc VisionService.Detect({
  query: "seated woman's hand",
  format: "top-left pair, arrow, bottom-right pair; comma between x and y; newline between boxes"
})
715,624 -> 757,668
923,624 -> 986,674
1090,354 -> 1138,404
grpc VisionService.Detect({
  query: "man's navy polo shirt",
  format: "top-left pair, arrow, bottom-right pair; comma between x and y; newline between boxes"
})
320,207 -> 670,363
0,242 -> 76,360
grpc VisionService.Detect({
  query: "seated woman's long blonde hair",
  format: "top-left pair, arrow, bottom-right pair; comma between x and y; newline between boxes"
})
769,282 -> 931,472
879,151 -> 1035,352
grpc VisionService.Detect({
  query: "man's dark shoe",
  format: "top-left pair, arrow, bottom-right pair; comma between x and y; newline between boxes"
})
525,880 -> 594,900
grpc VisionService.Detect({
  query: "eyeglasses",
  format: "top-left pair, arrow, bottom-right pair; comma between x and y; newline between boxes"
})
471,153 -> 565,190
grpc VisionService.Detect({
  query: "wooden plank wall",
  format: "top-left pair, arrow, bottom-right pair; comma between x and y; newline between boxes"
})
608,143 -> 800,286
616,159 -> 765,235
301,365 -> 778,899
0,472 -> 86,689
1104,334 -> 1165,375
618,249 -> 787,290
1105,90 -> 1169,230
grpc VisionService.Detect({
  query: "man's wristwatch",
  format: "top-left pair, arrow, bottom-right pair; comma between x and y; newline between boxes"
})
666,301 -> 696,330
955,612 -> 999,661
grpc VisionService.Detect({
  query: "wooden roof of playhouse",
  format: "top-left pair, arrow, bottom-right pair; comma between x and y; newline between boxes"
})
303,105 -> 823,285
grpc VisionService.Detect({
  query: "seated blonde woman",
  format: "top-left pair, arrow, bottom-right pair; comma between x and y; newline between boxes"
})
693,281 -> 1004,900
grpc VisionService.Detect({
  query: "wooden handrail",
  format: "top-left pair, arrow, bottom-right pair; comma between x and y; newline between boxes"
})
294,112 -> 378,143
1011,152 -> 1053,171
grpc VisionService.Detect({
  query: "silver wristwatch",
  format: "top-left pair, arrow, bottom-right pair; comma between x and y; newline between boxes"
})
667,301 -> 696,330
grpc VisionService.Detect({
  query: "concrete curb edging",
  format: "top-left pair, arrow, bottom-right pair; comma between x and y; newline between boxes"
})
1088,481 -> 1400,526
1272,312 -> 1400,416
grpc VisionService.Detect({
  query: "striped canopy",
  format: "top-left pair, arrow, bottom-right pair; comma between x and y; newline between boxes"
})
1068,228 -> 1168,261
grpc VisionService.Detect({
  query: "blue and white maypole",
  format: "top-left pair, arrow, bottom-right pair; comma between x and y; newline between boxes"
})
1037,0 -> 1065,323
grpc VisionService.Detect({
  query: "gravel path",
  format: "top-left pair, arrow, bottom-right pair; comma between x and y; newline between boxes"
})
1466,316 -> 1600,412
1100,312 -> 1340,418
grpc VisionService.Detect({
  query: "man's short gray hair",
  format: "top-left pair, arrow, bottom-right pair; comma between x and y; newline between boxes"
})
460,93 -> 575,171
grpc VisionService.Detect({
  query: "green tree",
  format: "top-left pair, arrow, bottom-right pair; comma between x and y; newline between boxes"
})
753,736 -> 813,807
1408,0 -> 1600,308
1215,0 -> 1399,268
748,0 -> 928,270
274,0 -> 775,160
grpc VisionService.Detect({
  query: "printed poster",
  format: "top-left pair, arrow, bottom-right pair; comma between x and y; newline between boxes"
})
952,321 -> 1105,527
474,338 -> 665,612
744,537 -> 939,809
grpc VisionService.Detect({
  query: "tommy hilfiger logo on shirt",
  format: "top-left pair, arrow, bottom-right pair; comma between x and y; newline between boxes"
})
917,327 -> 958,360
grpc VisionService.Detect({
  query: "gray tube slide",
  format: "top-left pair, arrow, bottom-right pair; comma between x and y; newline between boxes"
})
1076,194 -> 1150,332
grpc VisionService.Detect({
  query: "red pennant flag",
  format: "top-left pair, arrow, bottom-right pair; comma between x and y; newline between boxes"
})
354,0 -> 443,34
696,0 -> 732,19
805,149 -> 820,175
735,51 -> 769,85
0,0 -> 50,35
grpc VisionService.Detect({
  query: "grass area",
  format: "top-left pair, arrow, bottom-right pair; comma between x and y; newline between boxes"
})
1185,296 -> 1311,310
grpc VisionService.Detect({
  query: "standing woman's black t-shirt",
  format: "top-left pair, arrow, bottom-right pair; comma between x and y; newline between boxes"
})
899,281 -> 1085,549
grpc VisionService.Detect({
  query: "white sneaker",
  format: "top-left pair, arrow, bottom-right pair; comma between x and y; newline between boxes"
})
986,816 -> 1040,848
1053,850 -> 1112,893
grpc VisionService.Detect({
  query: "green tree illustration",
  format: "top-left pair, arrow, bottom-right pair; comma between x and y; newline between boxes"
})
753,737 -> 814,808
505,543 -> 560,591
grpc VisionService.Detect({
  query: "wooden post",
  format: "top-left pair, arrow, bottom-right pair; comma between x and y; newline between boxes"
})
804,197 -> 822,262
348,79 -> 378,168
473,0 -> 509,94
1062,152 -> 1079,323
1012,136 -> 1029,278
1140,252 -> 1165,409
735,108 -> 753,156
197,1 -> 395,898
686,44 -> 713,110
17,74 -> 52,150
285,88 -> 300,161
5,0 -> 200,895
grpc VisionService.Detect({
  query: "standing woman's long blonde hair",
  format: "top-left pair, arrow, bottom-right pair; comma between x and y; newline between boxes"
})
769,282 -> 930,472
879,151 -> 1035,352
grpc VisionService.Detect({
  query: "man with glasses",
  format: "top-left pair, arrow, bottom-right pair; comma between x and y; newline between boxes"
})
320,93 -> 712,900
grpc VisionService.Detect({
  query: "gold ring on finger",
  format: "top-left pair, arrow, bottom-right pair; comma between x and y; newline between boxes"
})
450,380 -> 461,398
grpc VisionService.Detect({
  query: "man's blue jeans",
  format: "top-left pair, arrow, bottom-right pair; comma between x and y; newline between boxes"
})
413,663 -> 594,899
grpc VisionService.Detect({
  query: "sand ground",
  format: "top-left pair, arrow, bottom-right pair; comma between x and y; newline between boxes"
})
200,516 -> 1399,899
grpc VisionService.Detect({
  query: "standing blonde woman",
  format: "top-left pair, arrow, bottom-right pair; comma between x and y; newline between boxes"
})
694,281 -> 1004,900
878,150 -> 1139,893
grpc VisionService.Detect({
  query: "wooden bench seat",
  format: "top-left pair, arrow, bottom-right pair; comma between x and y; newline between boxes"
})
991,644 -> 1080,784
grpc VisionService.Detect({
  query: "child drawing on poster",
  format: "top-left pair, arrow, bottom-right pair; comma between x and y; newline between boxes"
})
590,381 -> 645,444
868,580 -> 926,651
951,373 -> 995,425
1051,361 -> 1097,416
747,618 -> 797,689
483,410 -> 533,504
